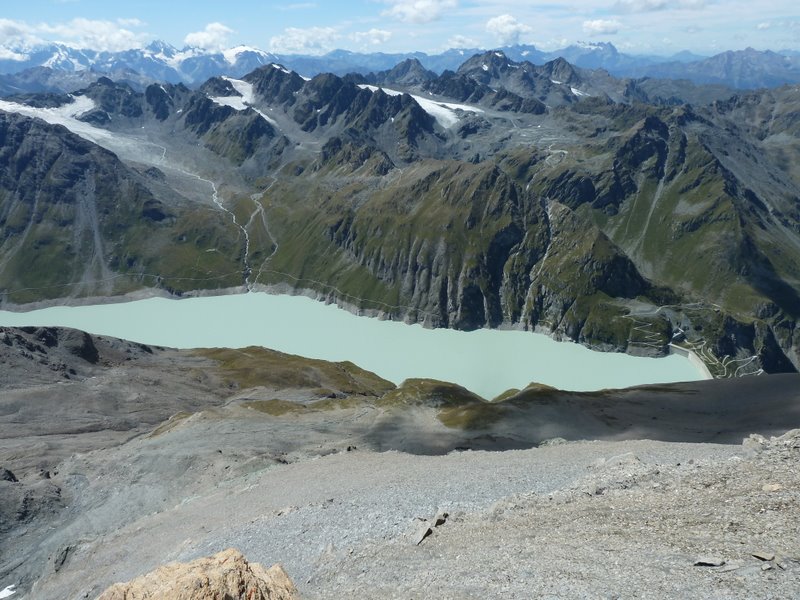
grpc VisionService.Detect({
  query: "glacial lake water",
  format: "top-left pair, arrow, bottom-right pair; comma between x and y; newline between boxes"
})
0,292 -> 706,398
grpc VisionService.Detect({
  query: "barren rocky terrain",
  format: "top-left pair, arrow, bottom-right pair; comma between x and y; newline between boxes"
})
0,326 -> 798,599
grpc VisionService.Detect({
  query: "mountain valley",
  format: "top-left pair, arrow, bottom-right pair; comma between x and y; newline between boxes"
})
2,49 -> 798,375
1,30 -> 800,599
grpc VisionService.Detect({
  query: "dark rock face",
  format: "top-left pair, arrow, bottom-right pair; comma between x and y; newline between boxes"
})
141,199 -> 172,222
78,77 -> 144,119
180,93 -> 278,164
371,58 -> 437,86
197,76 -> 238,97
312,159 -> 650,343
60,329 -> 100,364
422,71 -> 546,114
244,64 -> 305,104
144,84 -> 173,121
293,73 -> 364,131
2,92 -> 74,109
0,478 -> 64,542
0,468 -> 17,483
318,137 -> 394,176
183,95 -> 237,136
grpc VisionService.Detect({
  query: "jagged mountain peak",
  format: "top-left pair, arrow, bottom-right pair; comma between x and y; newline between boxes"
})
539,57 -> 581,84
145,40 -> 178,57
573,41 -> 618,53
456,50 -> 518,82
386,58 -> 436,84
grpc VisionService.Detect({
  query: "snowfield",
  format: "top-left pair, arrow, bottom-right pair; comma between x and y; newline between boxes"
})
209,77 -> 279,127
359,84 -> 483,128
0,96 -> 115,146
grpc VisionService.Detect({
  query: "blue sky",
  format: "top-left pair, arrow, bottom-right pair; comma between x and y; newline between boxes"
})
1,0 -> 798,56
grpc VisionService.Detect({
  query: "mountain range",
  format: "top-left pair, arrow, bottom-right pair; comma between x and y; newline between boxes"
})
1,47 -> 799,377
2,40 -> 800,94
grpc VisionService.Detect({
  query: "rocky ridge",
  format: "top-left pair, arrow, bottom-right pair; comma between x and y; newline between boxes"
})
97,549 -> 298,600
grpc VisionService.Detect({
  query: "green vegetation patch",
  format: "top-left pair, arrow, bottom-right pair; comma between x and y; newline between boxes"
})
241,399 -> 307,416
195,347 -> 394,395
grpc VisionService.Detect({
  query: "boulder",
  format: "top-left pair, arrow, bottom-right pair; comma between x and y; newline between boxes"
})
96,548 -> 299,600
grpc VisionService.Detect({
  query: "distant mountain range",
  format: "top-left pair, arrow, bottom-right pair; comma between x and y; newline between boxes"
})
2,40 -> 800,93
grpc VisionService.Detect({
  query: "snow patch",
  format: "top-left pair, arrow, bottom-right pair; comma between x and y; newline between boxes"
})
209,95 -> 248,111
271,63 -> 291,74
223,45 -> 267,65
209,77 -> 278,127
551,79 -> 563,85
494,52 -> 504,58
161,48 -> 202,69
570,87 -> 589,97
359,85 -> 483,128
0,585 -> 16,599
482,64 -> 489,71
43,48 -> 87,71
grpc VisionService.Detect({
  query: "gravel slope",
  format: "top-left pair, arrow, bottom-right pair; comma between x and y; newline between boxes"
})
1,326 -> 798,599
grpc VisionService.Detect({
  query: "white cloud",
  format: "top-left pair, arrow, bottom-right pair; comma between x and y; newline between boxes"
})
350,29 -> 393,46
184,22 -> 233,51
0,47 -> 29,61
583,19 -> 622,36
614,0 -> 707,12
39,18 -> 149,51
270,26 -> 340,55
447,34 -> 479,48
383,0 -> 458,24
0,18 -> 32,44
486,14 -> 532,46
756,22 -> 771,30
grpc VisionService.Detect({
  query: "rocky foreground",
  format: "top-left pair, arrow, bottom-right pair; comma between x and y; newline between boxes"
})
0,326 -> 799,599
97,549 -> 298,600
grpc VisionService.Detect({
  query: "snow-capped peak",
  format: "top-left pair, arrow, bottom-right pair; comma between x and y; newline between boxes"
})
222,45 -> 270,65
145,40 -> 178,57
575,41 -> 615,52
42,46 -> 89,72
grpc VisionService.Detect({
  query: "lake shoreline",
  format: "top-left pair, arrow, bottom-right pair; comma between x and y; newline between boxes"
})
0,286 -> 709,397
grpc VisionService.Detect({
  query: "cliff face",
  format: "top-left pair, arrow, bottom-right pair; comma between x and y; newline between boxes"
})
255,93 -> 799,374
260,158 -> 656,359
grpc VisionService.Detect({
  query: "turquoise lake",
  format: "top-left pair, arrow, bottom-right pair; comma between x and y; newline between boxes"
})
0,292 -> 706,398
